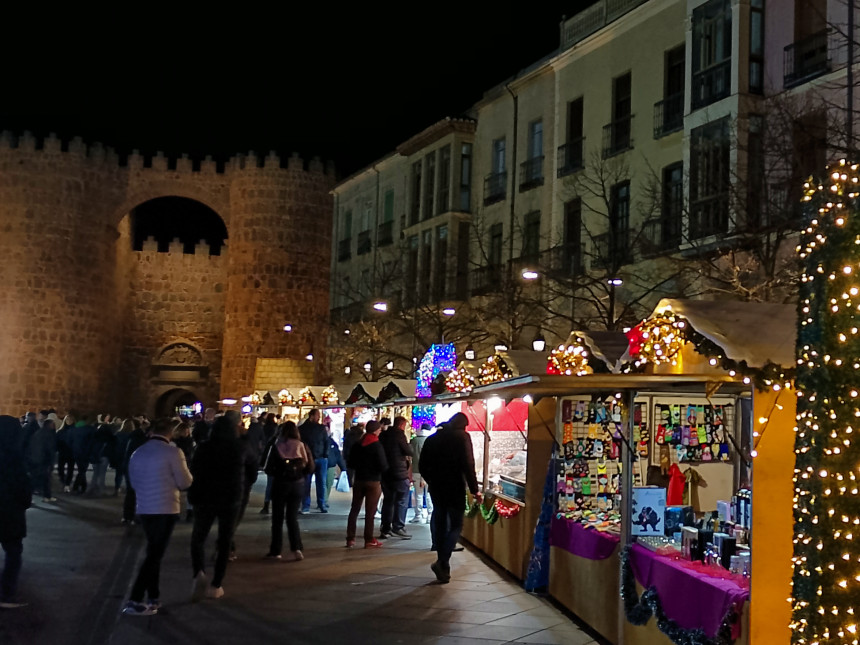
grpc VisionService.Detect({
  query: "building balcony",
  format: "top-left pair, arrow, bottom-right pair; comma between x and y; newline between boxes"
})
537,244 -> 585,277
471,264 -> 505,296
640,217 -> 681,257
691,59 -> 730,110
690,194 -> 729,240
377,220 -> 394,247
356,230 -> 372,256
653,93 -> 684,139
557,138 -> 585,177
337,238 -> 351,262
602,116 -> 633,158
483,171 -> 507,205
519,156 -> 545,191
784,29 -> 831,88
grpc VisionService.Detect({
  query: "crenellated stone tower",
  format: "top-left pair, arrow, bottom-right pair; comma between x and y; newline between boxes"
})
0,131 -> 335,416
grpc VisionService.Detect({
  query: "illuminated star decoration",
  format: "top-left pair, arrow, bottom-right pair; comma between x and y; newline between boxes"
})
546,337 -> 592,376
790,160 -> 860,645
446,365 -> 476,393
321,385 -> 340,405
478,353 -> 513,385
415,343 -> 458,398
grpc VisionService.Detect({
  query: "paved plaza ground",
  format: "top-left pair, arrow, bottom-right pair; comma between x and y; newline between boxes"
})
1,478 -> 604,645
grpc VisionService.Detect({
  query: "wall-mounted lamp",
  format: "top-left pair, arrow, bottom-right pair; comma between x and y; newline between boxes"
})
464,345 -> 476,361
532,334 -> 546,352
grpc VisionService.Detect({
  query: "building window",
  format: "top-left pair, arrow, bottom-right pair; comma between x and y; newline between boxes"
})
563,198 -> 583,275
691,0 -> 732,109
662,163 -> 683,247
604,72 -> 632,157
489,222 -> 503,267
410,162 -> 422,226
338,209 -> 352,262
784,0 -> 828,88
749,0 -> 764,93
559,98 -> 584,177
460,143 -> 472,212
420,230 -> 433,305
522,211 -> 541,261
456,222 -> 470,299
791,111 -> 827,219
424,152 -> 436,220
520,120 -> 544,191
378,190 -> 395,247
433,224 -> 449,301
690,118 -> 730,239
655,45 -> 685,138
437,145 -> 451,215
610,181 -> 631,261
404,235 -> 419,307
485,138 -> 507,204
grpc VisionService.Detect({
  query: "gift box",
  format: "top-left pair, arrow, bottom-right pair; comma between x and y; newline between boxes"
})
664,505 -> 694,536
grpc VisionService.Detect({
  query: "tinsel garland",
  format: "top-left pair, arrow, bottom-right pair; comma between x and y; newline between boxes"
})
620,545 -> 738,645
466,497 -> 500,524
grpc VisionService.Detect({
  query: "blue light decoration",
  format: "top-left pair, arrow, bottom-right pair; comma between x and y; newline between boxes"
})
412,404 -> 436,431
415,343 -> 457,397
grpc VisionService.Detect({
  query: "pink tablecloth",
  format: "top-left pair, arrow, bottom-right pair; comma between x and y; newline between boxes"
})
549,517 -> 620,560
629,543 -> 749,639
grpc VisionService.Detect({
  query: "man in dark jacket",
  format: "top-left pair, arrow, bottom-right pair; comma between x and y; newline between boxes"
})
27,417 -> 57,502
299,409 -> 329,513
419,412 -> 480,583
191,408 -> 215,445
230,420 -> 260,559
325,425 -> 347,505
345,420 -> 388,548
342,421 -> 365,486
188,411 -> 244,601
70,417 -> 96,494
257,413 -> 280,515
0,415 -> 32,608
378,416 -> 413,540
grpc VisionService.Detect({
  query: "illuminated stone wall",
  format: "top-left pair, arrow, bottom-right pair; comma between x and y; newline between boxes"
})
0,132 -> 334,416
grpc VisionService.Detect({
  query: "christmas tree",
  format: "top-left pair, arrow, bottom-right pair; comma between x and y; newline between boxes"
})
792,160 -> 860,644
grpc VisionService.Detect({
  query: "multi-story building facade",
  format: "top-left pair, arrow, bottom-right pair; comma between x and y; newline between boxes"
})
330,0 -> 859,373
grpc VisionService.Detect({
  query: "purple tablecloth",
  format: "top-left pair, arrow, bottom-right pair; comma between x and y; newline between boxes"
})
549,517 -> 620,560
629,543 -> 749,639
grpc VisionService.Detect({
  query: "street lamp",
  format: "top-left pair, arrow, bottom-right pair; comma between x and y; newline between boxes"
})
283,323 -> 293,332
363,359 -> 372,372
494,340 -> 509,352
372,301 -> 388,312
386,360 -> 394,370
607,278 -> 623,286
464,345 -> 476,361
344,366 -> 351,375
532,334 -> 546,352
606,278 -> 623,330
305,353 -> 314,361
442,307 -> 456,316
522,269 -> 540,280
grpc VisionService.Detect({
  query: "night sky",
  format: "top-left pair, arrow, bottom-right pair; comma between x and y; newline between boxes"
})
1,3 -> 587,178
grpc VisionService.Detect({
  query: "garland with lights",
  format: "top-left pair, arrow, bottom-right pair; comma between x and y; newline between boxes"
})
321,385 -> 339,405
250,392 -> 262,405
416,343 -> 458,397
298,387 -> 317,405
446,365 -> 475,393
479,353 -> 514,385
620,545 -> 737,645
494,498 -> 521,519
627,314 -> 795,391
546,337 -> 592,376
790,161 -> 860,644
466,497 -> 500,524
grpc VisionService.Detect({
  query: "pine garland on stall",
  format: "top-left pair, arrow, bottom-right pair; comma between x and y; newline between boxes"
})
791,161 -> 860,644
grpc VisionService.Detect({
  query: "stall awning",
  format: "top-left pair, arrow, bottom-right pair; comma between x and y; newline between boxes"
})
651,298 -> 797,369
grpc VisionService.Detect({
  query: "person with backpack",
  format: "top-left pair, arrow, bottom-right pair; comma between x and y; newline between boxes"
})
264,421 -> 310,561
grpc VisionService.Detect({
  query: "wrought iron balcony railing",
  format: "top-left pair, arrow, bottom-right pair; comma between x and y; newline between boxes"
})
557,138 -> 585,177
483,171 -> 507,205
653,93 -> 684,139
784,29 -> 830,88
691,59 -> 731,110
519,156 -> 545,191
602,116 -> 633,158
337,238 -> 351,262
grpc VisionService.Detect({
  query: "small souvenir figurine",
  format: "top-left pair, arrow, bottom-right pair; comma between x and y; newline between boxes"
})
592,439 -> 604,458
574,400 -> 585,421
597,473 -> 609,494
575,438 -> 586,457
595,402 -> 608,423
659,445 -> 671,475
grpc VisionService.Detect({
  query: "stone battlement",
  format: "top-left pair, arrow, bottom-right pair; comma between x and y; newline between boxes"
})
137,236 -> 228,257
0,130 -> 336,177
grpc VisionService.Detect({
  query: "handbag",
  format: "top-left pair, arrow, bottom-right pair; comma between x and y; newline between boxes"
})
336,470 -> 350,493
264,444 -> 306,480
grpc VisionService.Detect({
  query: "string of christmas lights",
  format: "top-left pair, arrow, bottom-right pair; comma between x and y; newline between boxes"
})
790,160 -> 860,645
416,343 -> 458,397
546,337 -> 592,376
479,353 -> 513,385
298,387 -> 317,405
278,389 -> 294,405
321,385 -> 339,405
446,365 -> 475,393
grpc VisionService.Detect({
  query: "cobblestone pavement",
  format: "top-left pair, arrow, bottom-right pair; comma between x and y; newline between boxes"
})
1,476 -> 602,645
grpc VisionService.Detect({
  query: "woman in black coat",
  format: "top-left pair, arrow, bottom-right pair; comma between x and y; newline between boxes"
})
0,415 -> 32,608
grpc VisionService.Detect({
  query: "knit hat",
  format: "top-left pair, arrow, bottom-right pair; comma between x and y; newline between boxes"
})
46,412 -> 61,428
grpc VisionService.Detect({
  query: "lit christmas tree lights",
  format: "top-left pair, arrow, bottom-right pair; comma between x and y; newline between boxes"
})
278,389 -> 294,405
416,343 -> 458,397
321,385 -> 339,405
478,353 -> 513,385
791,160 -> 860,645
546,337 -> 592,376
446,365 -> 475,393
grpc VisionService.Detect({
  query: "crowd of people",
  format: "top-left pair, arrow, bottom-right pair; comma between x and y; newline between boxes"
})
0,405 -> 480,615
